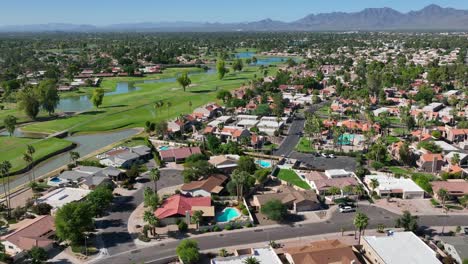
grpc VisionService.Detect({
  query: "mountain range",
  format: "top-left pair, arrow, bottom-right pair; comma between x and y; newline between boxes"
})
2,4 -> 468,32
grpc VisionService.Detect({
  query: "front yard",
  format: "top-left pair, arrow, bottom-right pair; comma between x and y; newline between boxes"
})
277,169 -> 311,190
295,138 -> 315,153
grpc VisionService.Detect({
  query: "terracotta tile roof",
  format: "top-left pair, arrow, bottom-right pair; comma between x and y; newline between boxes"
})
159,147 -> 201,160
313,177 -> 358,191
154,194 -> 211,219
420,153 -> 443,162
285,239 -> 361,264
431,181 -> 468,195
2,215 -> 55,251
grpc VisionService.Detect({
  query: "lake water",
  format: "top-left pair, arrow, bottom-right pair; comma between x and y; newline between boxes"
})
235,52 -> 294,65
10,128 -> 139,189
56,68 -> 216,113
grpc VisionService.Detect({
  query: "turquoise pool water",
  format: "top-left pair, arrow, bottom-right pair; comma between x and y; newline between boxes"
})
338,134 -> 356,145
216,208 -> 240,222
50,177 -> 61,183
256,160 -> 272,168
159,146 -> 170,151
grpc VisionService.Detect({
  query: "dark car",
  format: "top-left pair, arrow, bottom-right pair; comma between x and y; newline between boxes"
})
464,227 -> 468,235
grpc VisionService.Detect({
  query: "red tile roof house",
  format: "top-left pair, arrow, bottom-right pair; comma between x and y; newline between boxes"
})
303,171 -> 359,196
154,194 -> 214,225
215,126 -> 251,143
431,180 -> 468,200
1,215 -> 55,259
158,147 -> 201,163
192,103 -> 223,121
417,153 -> 444,173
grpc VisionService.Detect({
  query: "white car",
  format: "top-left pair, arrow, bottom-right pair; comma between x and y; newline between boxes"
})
321,153 -> 328,158
329,154 -> 335,158
339,206 -> 355,213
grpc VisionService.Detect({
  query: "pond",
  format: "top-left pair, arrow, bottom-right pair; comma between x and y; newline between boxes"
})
235,52 -> 297,65
10,128 -> 140,190
56,68 -> 216,113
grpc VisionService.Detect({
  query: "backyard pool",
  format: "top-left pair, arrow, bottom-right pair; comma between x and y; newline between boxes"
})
338,134 -> 356,145
216,207 -> 241,222
256,159 -> 272,168
158,146 -> 170,151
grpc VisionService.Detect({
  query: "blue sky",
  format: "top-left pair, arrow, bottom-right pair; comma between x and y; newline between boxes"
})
2,0 -> 468,25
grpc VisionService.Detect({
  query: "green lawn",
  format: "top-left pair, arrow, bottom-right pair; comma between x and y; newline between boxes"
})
277,169 -> 311,190
22,66 -> 272,135
0,136 -> 74,173
295,138 -> 316,153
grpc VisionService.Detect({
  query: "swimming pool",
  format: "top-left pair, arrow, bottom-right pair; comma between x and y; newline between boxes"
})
158,146 -> 170,151
50,177 -> 61,183
216,207 -> 241,222
338,134 -> 356,145
256,160 -> 272,168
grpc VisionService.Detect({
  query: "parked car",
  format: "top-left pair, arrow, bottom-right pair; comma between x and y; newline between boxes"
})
464,227 -> 468,235
329,154 -> 336,158
339,206 -> 355,213
321,153 -> 328,158
338,203 -> 356,209
314,152 -> 321,157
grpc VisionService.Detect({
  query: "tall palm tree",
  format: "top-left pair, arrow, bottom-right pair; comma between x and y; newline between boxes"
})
188,101 -> 193,112
148,168 -> 160,194
191,210 -> 204,231
0,161 -> 12,218
370,179 -> 379,192
167,101 -> 172,118
437,188 -> 449,233
231,170 -> 248,201
23,153 -> 33,184
353,185 -> 366,207
354,212 -> 369,244
26,145 -> 35,182
143,210 -> 160,237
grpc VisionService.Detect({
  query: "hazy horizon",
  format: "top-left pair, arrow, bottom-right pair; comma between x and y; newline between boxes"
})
1,0 -> 468,26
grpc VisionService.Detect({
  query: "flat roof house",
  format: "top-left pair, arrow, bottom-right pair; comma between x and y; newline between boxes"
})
361,232 -> 441,264
252,186 -> 320,213
1,215 -> 55,259
36,187 -> 91,211
211,247 -> 282,264
325,169 -> 353,179
99,145 -> 152,168
284,239 -> 361,264
208,155 -> 239,173
364,174 -> 425,199
180,174 -> 227,197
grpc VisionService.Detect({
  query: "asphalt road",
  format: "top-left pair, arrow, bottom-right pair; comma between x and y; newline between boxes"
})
274,101 -> 329,157
289,151 -> 357,171
93,204 -> 468,264
93,168 -> 184,257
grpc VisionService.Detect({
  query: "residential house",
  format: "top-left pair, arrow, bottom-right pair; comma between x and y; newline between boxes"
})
364,174 -> 425,199
208,155 -> 239,173
284,240 -> 361,264
49,166 -> 122,188
215,126 -> 251,143
1,215 -> 55,259
361,232 -> 441,264
431,180 -> 468,200
211,247 -> 282,264
154,194 -> 214,224
36,187 -> 91,211
180,174 -> 227,197
252,185 -> 320,213
192,103 -> 223,121
99,145 -> 152,168
304,171 -> 359,195
158,147 -> 202,163
417,153 -> 444,173
438,236 -> 468,264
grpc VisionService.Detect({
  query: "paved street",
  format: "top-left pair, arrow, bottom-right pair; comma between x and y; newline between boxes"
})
274,101 -> 329,157
93,204 -> 468,264
93,168 -> 184,257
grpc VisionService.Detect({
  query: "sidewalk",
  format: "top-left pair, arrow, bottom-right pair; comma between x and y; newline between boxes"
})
371,198 -> 468,216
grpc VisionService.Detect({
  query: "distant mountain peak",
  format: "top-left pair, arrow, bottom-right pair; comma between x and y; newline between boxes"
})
0,4 -> 467,32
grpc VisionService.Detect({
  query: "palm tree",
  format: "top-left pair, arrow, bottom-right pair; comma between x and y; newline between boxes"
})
191,210 -> 204,231
437,188 -> 450,233
23,153 -> 33,184
328,186 -> 341,201
353,212 -> 369,244
0,161 -> 12,218
243,256 -> 260,264
69,151 -> 80,166
167,101 -> 172,118
143,210 -> 160,237
26,145 -> 35,182
188,101 -> 193,112
353,185 -> 366,207
148,168 -> 161,194
231,170 -> 248,201
370,179 -> 379,192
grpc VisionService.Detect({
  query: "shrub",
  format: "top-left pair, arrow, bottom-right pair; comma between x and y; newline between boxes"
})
224,224 -> 233,230
31,203 -> 53,215
245,222 -> 254,228
212,225 -> 222,232
242,208 -> 249,216
138,234 -> 151,242
178,221 -> 188,232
